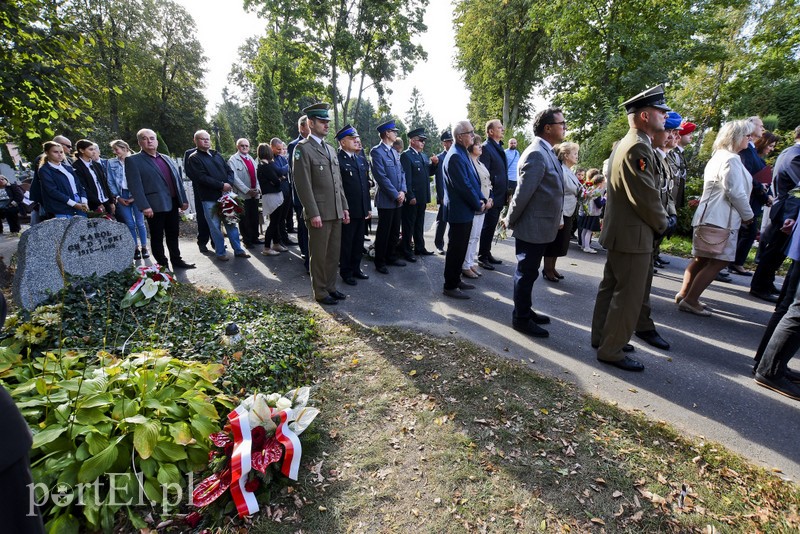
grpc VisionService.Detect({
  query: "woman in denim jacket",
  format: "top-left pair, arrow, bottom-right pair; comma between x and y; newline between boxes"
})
107,139 -> 149,260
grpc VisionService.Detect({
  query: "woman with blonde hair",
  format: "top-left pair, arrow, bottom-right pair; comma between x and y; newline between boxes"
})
543,142 -> 581,281
677,119 -> 755,316
107,139 -> 149,260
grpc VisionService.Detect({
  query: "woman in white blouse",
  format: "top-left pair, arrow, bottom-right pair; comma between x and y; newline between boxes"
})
677,120 -> 755,316
543,142 -> 582,282
462,135 -> 492,279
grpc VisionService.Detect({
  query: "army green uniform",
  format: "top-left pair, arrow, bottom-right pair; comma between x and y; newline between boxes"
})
293,137 -> 349,301
591,129 -> 669,362
635,149 -> 678,333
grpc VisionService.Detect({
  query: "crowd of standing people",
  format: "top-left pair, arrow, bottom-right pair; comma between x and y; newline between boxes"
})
18,86 -> 800,402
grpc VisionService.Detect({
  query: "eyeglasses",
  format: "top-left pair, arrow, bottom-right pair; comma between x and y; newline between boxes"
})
60,143 -> 72,149
548,121 -> 567,128
458,130 -> 475,136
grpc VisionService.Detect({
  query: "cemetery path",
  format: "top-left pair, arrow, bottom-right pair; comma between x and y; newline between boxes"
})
4,214 -> 798,481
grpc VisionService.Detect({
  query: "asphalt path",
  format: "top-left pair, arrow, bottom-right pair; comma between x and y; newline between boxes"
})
6,213 -> 798,480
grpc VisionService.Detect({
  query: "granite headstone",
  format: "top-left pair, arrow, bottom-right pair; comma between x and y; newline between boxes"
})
13,217 -> 135,310
58,218 -> 135,278
13,218 -> 71,310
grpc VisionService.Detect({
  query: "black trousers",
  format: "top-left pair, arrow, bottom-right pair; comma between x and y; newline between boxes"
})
512,238 -> 548,322
478,204 -> 502,259
443,221 -> 472,290
751,220 -> 790,293
434,204 -> 447,250
265,199 -> 288,248
733,214 -> 760,266
293,202 -> 308,264
756,259 -> 800,377
147,198 -> 183,268
340,217 -> 366,278
0,454 -> 44,534
240,197 -> 260,246
375,207 -> 402,267
284,187 -> 295,232
0,208 -> 20,233
401,201 -> 427,255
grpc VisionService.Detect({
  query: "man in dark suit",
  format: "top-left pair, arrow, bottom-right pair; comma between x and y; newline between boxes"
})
591,86 -> 672,372
293,103 -> 350,305
400,127 -> 437,259
506,109 -> 566,338
288,115 -> 310,271
433,130 -> 453,254
337,124 -> 371,285
750,125 -> 800,301
126,128 -> 195,270
183,146 -> 214,253
442,121 -> 486,299
477,119 -> 509,270
370,119 -> 407,274
185,130 -> 251,262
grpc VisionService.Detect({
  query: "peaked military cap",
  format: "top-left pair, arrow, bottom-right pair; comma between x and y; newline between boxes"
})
335,124 -> 359,141
303,102 -> 331,120
376,120 -> 399,133
407,127 -> 427,140
679,122 -> 697,136
621,85 -> 671,114
664,111 -> 683,130
440,130 -> 454,142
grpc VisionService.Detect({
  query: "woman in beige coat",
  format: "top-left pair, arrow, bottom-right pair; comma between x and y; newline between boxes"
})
677,119 -> 755,316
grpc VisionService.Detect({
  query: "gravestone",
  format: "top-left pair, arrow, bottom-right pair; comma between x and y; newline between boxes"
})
13,218 -> 72,310
58,218 -> 134,278
13,217 -> 135,310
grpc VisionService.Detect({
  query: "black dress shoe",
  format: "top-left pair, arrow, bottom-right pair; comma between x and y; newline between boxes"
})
134,249 -> 142,260
458,281 -> 475,290
416,249 -> 435,256
529,310 -> 551,325
754,373 -> 800,401
330,290 -> 347,300
198,245 -> 211,254
317,296 -> 338,305
403,255 -> 418,262
477,259 -> 495,271
443,288 -> 470,299
487,255 -> 502,265
387,259 -> 407,266
635,330 -> 670,350
784,368 -> 800,383
376,265 -> 389,274
512,320 -> 549,338
343,277 -> 357,286
716,271 -> 732,283
655,255 -> 670,265
653,258 -> 666,269
244,242 -> 254,249
598,356 -> 644,372
750,290 -> 779,303
591,342 -> 634,353
173,261 -> 196,269
354,271 -> 369,280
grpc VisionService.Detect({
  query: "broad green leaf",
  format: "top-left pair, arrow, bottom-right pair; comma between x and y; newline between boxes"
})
78,437 -> 123,483
85,433 -> 110,456
76,407 -> 111,425
168,422 -> 194,445
47,513 -> 81,534
32,425 -> 67,448
190,415 -> 218,438
157,463 -> 183,486
133,420 -> 160,459
151,441 -> 187,462
185,396 -> 219,419
123,415 -> 149,424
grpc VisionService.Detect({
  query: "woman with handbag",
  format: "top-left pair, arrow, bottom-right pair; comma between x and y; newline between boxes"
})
677,119 -> 755,316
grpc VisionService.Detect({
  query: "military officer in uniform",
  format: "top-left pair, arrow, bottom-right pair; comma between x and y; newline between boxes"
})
336,124 -> 371,285
633,111 -> 681,352
400,127 -> 437,259
370,119 -> 407,274
292,103 -> 350,305
591,85 -> 673,372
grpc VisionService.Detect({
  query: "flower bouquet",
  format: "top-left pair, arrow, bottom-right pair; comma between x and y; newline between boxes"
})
192,387 -> 319,518
120,264 -> 174,308
214,192 -> 244,225
493,204 -> 509,243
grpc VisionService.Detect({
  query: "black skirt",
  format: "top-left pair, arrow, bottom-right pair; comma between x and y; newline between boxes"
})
544,214 -> 574,258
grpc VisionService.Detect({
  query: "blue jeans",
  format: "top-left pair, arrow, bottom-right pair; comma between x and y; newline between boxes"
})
116,193 -> 148,248
202,200 -> 244,257
55,212 -> 86,219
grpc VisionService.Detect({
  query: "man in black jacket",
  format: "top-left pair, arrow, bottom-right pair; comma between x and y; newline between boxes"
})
337,125 -> 371,285
433,130 -> 453,254
185,130 -> 250,262
477,119 -> 508,270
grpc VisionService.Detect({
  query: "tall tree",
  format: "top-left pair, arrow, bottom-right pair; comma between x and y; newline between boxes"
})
256,62 -> 286,142
454,0 -> 549,130
405,88 -> 441,154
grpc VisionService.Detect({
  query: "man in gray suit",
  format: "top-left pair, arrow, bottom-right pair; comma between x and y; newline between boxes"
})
506,108 -> 566,338
126,128 -> 195,270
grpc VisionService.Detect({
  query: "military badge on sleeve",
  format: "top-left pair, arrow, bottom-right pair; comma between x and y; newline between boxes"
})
294,148 -> 302,160
638,159 -> 647,171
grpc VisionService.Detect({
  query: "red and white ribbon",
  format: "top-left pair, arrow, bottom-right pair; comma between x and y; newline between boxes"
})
272,407 -> 302,480
227,405 -> 259,517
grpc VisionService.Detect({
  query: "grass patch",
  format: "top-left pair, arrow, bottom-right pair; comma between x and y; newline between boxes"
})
253,316 -> 799,533
661,234 -> 791,274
